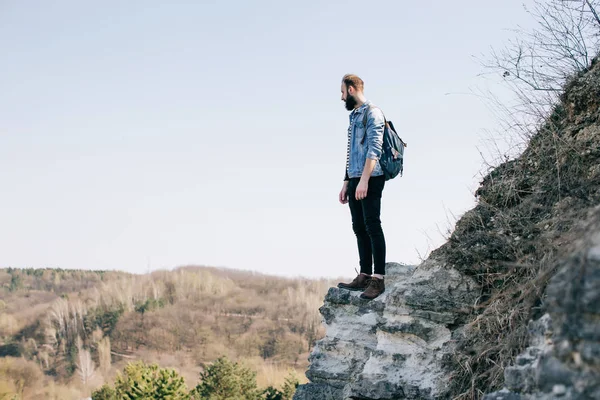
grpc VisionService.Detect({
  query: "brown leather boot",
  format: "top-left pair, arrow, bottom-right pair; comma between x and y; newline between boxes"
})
337,273 -> 371,291
360,276 -> 385,299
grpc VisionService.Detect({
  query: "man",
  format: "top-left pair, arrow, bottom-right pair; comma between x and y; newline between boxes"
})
337,74 -> 387,300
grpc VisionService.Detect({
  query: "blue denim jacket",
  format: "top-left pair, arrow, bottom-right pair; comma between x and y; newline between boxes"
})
346,100 -> 384,179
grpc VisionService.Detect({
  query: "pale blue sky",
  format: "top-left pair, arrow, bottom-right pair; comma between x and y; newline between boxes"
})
0,1 -> 535,278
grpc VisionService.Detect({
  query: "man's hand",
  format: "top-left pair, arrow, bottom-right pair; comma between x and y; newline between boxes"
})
357,159 -> 376,201
356,179 -> 368,200
339,181 -> 349,204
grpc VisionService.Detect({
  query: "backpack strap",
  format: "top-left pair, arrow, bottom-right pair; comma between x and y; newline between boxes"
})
387,121 -> 408,147
360,104 -> 408,148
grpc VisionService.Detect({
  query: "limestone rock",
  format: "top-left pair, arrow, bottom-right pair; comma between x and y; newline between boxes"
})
294,261 -> 479,400
485,240 -> 600,400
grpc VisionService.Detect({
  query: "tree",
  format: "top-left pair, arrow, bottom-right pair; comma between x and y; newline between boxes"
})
261,371 -> 299,400
483,0 -> 600,137
8,274 -> 22,292
280,371 -> 299,400
490,1 -> 599,89
191,357 -> 260,400
84,304 -> 124,338
91,384 -> 116,400
262,386 -> 283,400
76,348 -> 96,388
97,337 -> 112,375
112,361 -> 188,400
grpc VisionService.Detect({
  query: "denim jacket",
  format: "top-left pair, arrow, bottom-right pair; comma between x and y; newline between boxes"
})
345,100 -> 384,180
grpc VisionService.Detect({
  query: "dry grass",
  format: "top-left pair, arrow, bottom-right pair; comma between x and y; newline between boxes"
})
251,360 -> 306,389
0,356 -> 87,400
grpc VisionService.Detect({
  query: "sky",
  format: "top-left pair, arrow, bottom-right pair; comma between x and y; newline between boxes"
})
0,0 -> 538,278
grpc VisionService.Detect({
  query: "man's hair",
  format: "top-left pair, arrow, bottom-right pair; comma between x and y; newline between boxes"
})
342,74 -> 364,92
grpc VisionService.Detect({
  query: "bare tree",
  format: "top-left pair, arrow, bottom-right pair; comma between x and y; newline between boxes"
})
483,0 -> 600,131
47,298 -> 88,357
76,347 -> 96,388
97,336 -> 112,375
489,0 -> 600,88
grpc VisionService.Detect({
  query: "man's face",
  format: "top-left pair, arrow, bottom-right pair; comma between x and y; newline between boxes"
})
341,83 -> 357,111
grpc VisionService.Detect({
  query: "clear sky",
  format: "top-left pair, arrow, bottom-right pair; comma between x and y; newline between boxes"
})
0,1 -> 537,278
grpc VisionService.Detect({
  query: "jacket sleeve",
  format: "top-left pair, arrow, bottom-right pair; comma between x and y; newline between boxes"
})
365,107 -> 385,161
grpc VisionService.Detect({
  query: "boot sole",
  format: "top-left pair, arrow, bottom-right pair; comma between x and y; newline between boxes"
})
337,285 -> 367,291
360,289 -> 385,299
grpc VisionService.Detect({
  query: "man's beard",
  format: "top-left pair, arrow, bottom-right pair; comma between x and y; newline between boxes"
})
345,94 -> 357,111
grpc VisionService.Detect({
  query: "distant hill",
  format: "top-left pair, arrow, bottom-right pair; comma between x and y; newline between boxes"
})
0,266 -> 332,399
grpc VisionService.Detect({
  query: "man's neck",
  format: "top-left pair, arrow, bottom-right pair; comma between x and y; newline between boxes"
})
354,94 -> 368,109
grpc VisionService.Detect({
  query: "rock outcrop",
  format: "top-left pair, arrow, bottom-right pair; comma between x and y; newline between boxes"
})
294,261 -> 479,400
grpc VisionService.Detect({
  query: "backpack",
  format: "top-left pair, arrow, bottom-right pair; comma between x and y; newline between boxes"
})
361,105 -> 407,180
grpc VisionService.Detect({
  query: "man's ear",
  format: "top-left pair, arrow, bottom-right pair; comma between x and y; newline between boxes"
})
347,85 -> 354,95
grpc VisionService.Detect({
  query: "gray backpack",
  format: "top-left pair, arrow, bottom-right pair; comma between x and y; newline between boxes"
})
361,105 -> 407,180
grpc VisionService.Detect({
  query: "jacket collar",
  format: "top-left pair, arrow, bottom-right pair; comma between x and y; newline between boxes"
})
350,100 -> 371,118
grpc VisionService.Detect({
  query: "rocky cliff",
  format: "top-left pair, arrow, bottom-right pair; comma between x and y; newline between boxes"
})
294,261 -> 478,399
295,59 -> 600,400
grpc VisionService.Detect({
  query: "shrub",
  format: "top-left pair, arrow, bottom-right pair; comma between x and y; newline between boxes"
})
92,361 -> 188,400
191,357 -> 261,400
91,384 -> 116,400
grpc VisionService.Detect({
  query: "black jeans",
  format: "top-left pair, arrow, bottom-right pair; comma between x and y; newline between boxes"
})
347,175 -> 386,275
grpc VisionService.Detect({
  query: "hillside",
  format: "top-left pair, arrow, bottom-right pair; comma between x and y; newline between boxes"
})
0,266 -> 331,399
